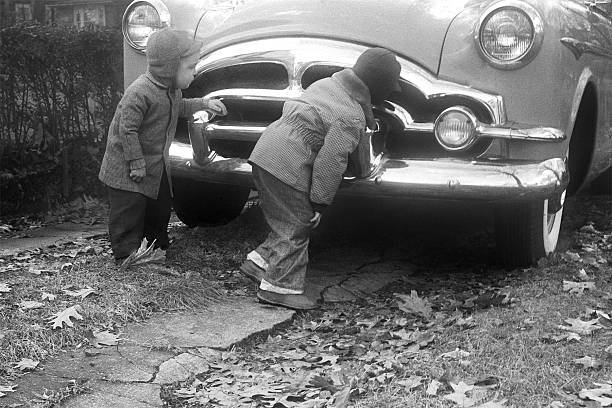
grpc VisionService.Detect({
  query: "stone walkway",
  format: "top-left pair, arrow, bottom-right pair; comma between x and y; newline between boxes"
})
1,229 -> 406,408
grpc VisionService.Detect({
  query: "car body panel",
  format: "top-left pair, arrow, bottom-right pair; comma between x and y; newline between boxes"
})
194,0 -> 476,74
122,0 -> 612,194
439,0 -> 612,181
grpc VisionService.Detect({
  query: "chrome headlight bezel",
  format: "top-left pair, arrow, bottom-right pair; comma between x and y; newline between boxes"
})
475,0 -> 544,70
434,106 -> 479,151
122,0 -> 171,52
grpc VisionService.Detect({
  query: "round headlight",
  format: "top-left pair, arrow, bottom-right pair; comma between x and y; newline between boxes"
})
434,107 -> 478,151
476,1 -> 543,69
123,0 -> 170,51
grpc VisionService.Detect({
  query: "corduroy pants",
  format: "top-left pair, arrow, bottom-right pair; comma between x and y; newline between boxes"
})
107,168 -> 171,260
252,165 -> 313,291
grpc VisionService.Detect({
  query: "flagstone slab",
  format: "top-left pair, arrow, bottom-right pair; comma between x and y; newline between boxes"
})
154,352 -> 210,384
123,297 -> 295,349
44,345 -> 173,383
62,381 -> 162,408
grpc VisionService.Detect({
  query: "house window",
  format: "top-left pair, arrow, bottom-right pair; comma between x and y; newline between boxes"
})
15,2 -> 33,22
74,6 -> 105,28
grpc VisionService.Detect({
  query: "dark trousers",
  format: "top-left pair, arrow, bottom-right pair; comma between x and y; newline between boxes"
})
252,165 -> 314,291
107,170 -> 171,260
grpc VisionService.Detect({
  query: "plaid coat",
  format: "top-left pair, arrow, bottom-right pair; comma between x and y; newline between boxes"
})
249,69 -> 374,206
99,72 -> 211,199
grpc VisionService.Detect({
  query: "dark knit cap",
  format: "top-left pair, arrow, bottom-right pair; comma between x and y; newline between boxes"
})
353,48 -> 402,105
146,28 -> 202,81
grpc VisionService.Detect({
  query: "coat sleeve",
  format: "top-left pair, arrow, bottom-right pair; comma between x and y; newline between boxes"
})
180,96 -> 210,118
310,118 -> 362,205
117,89 -> 148,167
347,128 -> 371,178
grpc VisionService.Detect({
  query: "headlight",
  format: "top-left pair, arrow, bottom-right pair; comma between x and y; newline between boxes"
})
123,0 -> 170,51
476,1 -> 543,69
434,107 -> 478,151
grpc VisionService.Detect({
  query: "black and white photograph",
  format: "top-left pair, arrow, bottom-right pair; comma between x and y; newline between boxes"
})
0,0 -> 611,406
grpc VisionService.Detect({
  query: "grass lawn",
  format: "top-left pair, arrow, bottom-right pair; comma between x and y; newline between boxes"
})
0,195 -> 610,407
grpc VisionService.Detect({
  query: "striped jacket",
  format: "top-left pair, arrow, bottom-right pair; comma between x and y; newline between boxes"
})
99,72 -> 212,199
249,68 -> 374,206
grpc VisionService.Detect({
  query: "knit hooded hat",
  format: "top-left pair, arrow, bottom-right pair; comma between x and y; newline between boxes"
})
146,28 -> 202,86
353,48 -> 402,105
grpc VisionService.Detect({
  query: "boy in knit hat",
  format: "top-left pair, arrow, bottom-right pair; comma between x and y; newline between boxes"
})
241,47 -> 401,310
99,27 -> 227,263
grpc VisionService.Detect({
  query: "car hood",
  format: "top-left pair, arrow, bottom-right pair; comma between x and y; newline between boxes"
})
195,0 -> 479,73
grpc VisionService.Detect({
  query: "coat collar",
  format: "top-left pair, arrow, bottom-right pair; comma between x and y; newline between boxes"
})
146,71 -> 172,89
332,69 -> 376,129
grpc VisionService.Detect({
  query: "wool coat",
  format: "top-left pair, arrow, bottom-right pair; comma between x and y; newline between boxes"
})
249,68 -> 375,207
99,72 -> 212,199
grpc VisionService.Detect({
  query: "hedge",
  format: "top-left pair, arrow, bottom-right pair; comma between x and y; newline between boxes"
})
0,23 -> 123,215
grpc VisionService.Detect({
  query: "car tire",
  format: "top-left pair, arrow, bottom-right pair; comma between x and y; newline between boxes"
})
589,167 -> 612,195
172,178 -> 250,227
494,192 -> 565,266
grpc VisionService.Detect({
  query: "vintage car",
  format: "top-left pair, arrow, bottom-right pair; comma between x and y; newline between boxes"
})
121,0 -> 612,265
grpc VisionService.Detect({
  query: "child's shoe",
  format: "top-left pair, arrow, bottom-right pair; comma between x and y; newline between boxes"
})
257,289 -> 318,310
239,260 -> 265,283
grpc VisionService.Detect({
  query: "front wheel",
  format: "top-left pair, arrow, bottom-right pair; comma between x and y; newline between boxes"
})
494,191 -> 565,266
173,178 -> 250,227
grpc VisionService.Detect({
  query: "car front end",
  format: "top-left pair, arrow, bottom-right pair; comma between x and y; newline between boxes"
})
121,0 -> 612,264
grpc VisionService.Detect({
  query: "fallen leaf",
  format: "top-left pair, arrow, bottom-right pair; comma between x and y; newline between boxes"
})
63,287 -> 95,300
13,358 -> 39,371
0,384 -> 17,397
474,400 -> 508,408
41,293 -> 56,301
563,280 -> 595,295
119,239 -> 166,271
395,290 -> 432,318
440,348 -> 471,359
576,268 -> 590,281
444,381 -> 475,407
0,283 -> 11,293
558,318 -> 602,335
579,382 -> 612,406
573,356 -> 602,370
18,300 -> 44,310
328,387 -> 350,408
426,379 -> 442,396
473,376 -> 500,390
397,375 -> 423,390
47,305 -> 84,329
86,330 -> 121,348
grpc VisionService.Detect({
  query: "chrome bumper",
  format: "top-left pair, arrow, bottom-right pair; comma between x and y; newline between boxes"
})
169,142 -> 568,201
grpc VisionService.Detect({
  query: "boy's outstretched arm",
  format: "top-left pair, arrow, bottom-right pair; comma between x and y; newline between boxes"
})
310,118 -> 362,207
348,127 -> 373,178
180,97 -> 227,117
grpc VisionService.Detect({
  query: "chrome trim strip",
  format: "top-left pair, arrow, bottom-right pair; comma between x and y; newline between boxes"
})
475,0 -> 545,70
405,122 -> 565,141
196,37 -> 507,124
169,142 -> 568,200
561,37 -> 612,60
196,119 -> 564,143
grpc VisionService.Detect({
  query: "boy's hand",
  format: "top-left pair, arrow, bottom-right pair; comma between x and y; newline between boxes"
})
130,167 -> 146,183
310,212 -> 322,229
207,99 -> 227,116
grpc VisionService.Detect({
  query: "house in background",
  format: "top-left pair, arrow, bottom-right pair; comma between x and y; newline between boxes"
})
44,0 -> 130,28
0,0 -> 130,28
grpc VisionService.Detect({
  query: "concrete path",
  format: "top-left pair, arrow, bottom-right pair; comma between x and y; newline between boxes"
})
1,226 -> 407,408
0,223 -> 107,257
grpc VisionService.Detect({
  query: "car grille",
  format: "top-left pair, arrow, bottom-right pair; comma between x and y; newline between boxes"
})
178,39 -> 498,160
